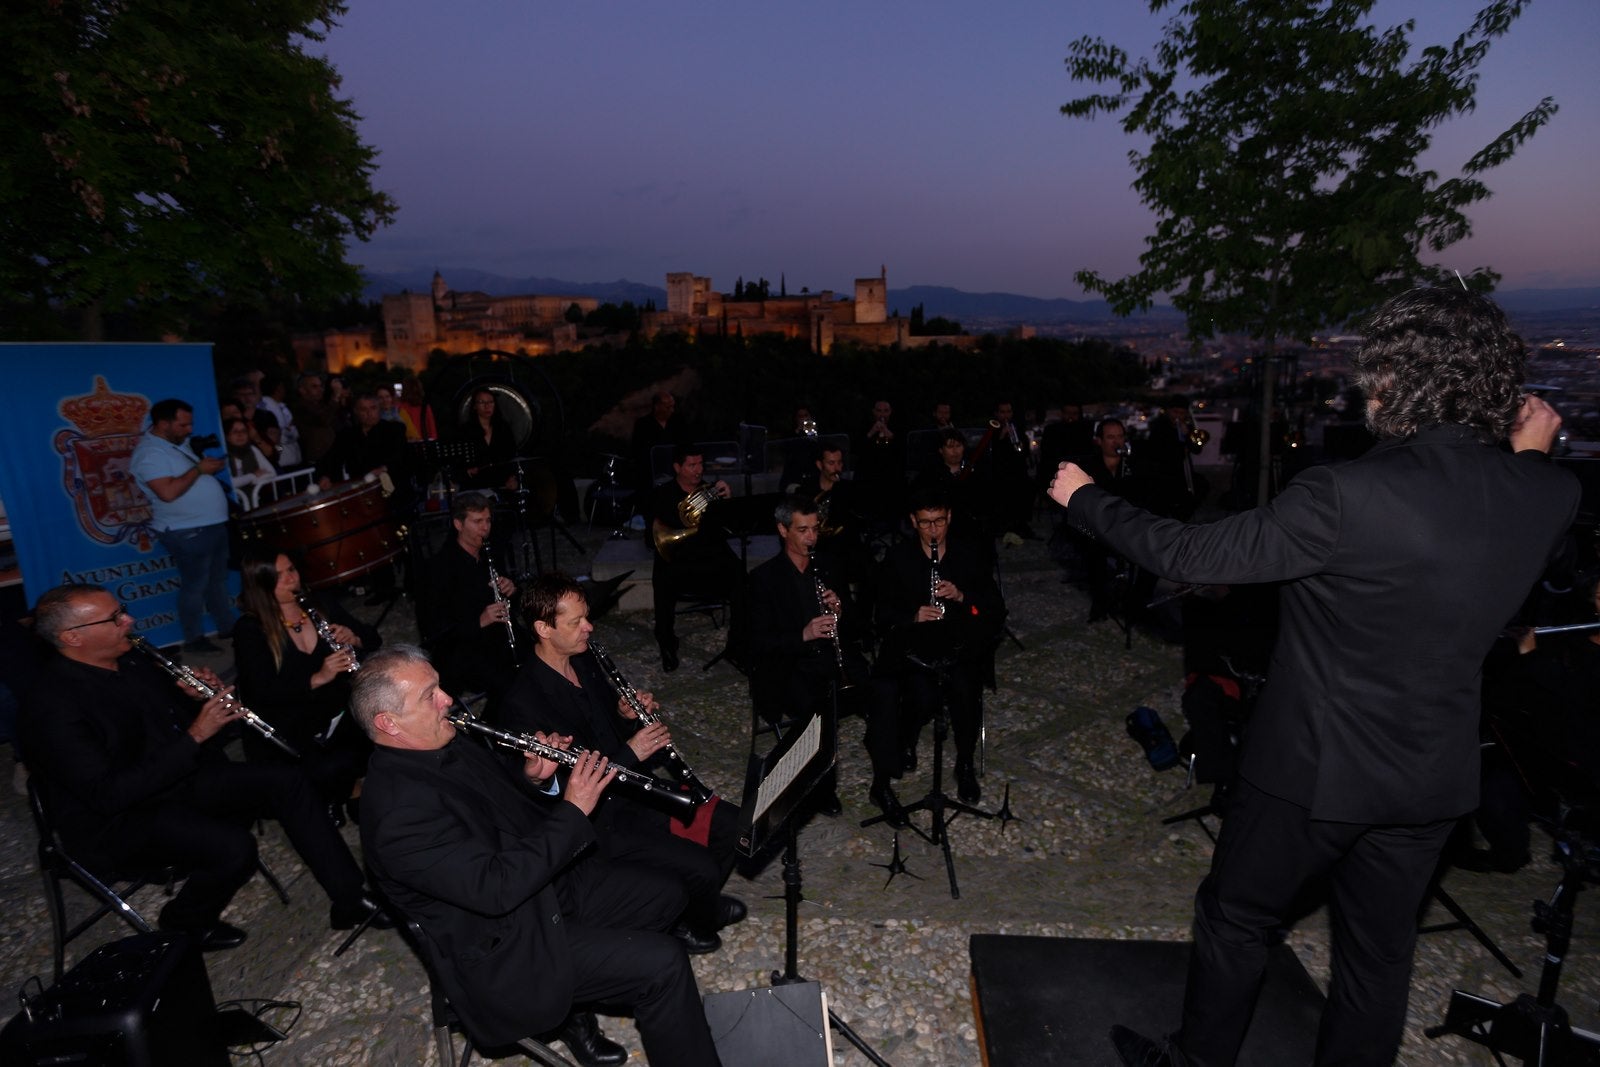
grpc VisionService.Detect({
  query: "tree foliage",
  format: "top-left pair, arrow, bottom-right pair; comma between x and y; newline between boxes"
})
1,0 -> 396,338
1062,0 -> 1556,343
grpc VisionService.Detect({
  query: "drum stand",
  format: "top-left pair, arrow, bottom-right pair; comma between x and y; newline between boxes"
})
1428,831 -> 1600,1064
861,653 -> 1001,899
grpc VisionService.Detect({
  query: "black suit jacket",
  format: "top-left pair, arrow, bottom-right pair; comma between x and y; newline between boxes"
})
361,738 -> 597,1044
1067,424 -> 1578,822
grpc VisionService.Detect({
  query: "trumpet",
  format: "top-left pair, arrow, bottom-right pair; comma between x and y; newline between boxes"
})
130,636 -> 300,758
588,642 -> 714,804
483,545 -> 517,660
447,710 -> 698,811
809,550 -> 855,691
295,592 -> 358,673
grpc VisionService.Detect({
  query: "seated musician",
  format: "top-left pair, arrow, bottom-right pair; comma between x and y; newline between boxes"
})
746,495 -> 901,821
314,391 -> 411,507
795,442 -> 871,589
458,387 -> 519,491
911,428 -> 986,539
426,492 -> 524,704
874,486 -> 1006,803
353,646 -> 721,1067
1077,417 -> 1143,623
500,574 -> 746,954
232,548 -> 380,826
19,584 -> 384,950
649,445 -> 742,672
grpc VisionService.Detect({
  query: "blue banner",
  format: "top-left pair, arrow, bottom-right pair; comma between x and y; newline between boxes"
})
0,344 -> 231,647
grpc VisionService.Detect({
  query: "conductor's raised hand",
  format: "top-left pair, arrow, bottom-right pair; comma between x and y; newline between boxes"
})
1048,462 -> 1094,510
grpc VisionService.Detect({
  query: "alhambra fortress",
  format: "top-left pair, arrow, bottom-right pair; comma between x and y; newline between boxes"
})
302,267 -> 1000,373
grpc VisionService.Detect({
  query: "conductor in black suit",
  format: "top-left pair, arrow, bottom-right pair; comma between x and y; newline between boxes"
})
1052,287 -> 1580,1067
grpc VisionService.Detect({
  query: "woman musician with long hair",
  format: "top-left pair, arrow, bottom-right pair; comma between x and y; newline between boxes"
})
232,547 -> 381,825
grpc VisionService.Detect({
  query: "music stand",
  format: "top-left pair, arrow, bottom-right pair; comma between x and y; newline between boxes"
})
862,635 -> 1003,900
735,708 -> 890,1066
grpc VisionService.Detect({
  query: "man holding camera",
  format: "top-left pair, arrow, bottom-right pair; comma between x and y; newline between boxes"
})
130,397 -> 237,653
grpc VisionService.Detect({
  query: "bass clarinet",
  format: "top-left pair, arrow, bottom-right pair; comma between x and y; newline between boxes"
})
129,636 -> 300,758
589,642 -> 715,805
295,592 -> 359,673
483,545 -> 517,659
447,710 -> 698,811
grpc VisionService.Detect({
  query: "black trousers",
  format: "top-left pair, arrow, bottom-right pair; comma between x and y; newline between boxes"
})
1176,778 -> 1454,1067
87,761 -> 366,929
557,858 -> 721,1067
596,797 -> 738,933
651,544 -> 742,648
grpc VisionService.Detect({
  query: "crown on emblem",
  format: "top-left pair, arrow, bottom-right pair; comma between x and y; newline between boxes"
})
59,376 -> 149,436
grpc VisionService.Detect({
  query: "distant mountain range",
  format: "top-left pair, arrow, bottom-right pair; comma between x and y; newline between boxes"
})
360,268 -> 1599,325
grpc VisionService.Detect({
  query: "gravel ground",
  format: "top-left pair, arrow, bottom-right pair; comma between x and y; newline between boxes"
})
1,523 -> 1596,1065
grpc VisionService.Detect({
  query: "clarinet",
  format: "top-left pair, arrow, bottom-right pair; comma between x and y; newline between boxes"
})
809,550 -> 855,690
295,592 -> 358,673
482,545 -> 517,659
929,538 -> 946,618
447,710 -> 698,811
588,642 -> 715,804
129,636 -> 300,758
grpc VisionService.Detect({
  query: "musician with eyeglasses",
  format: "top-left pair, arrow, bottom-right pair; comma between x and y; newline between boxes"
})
232,548 -> 380,825
500,574 -> 746,957
18,583 -> 384,951
874,486 -> 1006,804
354,645 -> 721,1067
648,444 -> 741,672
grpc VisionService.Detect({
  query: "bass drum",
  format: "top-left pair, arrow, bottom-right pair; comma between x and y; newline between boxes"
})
237,478 -> 404,589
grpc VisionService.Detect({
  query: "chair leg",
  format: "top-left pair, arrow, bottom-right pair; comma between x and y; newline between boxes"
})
256,858 -> 291,906
40,869 -> 68,984
432,1023 -> 456,1067
514,1037 -> 580,1067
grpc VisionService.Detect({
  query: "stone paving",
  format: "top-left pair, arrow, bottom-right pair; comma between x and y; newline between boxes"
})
1,526 -> 1597,1064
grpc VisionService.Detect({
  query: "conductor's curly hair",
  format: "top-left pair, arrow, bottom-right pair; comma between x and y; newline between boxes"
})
1353,287 -> 1525,444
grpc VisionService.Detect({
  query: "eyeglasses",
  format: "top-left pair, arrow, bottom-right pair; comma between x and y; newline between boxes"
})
65,607 -> 130,631
914,515 -> 950,529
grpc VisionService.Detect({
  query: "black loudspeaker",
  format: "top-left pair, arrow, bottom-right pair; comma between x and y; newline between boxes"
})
0,932 -> 227,1067
703,981 -> 833,1066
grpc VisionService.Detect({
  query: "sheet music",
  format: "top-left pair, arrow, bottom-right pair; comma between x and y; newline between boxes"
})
752,713 -> 822,823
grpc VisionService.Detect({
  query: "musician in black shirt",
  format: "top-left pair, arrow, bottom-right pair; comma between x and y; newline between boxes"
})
648,445 -> 742,672
19,584 -> 380,949
875,486 -> 1006,802
426,493 -> 524,703
500,574 -> 745,954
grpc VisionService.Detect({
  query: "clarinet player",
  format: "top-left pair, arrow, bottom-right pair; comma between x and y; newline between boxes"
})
426,492 -> 525,707
19,584 -> 386,950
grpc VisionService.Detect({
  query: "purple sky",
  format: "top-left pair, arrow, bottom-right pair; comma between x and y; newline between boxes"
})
320,0 -> 1599,300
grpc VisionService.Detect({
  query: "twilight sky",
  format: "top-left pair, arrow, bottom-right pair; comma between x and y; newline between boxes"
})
320,0 -> 1600,300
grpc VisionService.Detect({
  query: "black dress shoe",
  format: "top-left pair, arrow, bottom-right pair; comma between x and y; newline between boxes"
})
956,762 -> 981,803
330,895 -> 396,931
716,894 -> 748,929
162,920 -> 248,951
672,921 -> 721,955
559,1011 -> 629,1067
1109,1024 -> 1180,1067
869,781 -> 909,827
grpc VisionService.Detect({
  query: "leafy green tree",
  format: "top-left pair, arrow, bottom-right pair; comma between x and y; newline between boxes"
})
1064,0 -> 1555,502
1062,0 -> 1555,343
2,1 -> 395,339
